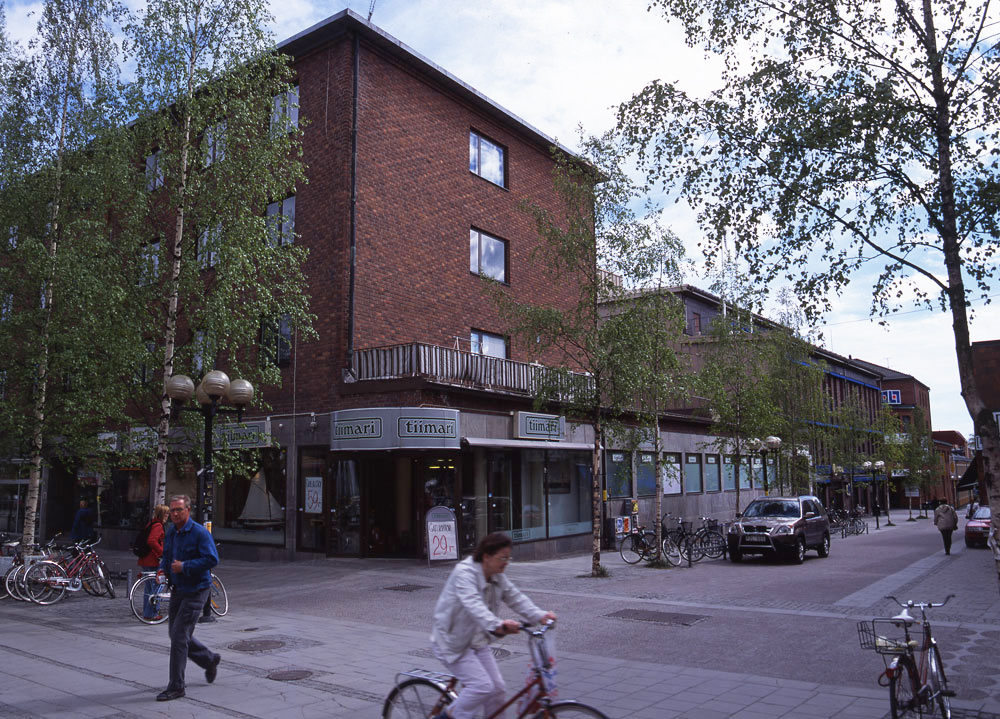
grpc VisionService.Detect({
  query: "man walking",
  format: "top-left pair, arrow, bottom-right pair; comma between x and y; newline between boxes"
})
156,495 -> 221,701
933,499 -> 959,555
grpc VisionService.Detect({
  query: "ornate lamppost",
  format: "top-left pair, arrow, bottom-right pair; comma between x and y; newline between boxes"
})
751,436 -> 782,495
165,370 -> 254,527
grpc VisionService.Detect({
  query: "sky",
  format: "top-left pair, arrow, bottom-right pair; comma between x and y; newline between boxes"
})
4,0 -> 996,438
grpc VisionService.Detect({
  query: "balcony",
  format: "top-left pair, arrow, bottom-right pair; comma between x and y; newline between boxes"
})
350,343 -> 592,401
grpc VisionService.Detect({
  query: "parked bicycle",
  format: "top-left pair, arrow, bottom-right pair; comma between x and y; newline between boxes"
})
24,536 -> 115,604
661,514 -> 725,562
858,595 -> 955,719
842,516 -> 869,537
3,534 -> 62,603
382,622 -> 608,719
618,518 -> 681,566
128,571 -> 228,624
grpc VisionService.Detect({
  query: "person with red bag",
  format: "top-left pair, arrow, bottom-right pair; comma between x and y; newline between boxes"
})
137,505 -> 169,619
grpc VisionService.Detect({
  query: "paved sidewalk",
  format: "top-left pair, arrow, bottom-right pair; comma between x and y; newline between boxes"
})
1,517 -> 997,719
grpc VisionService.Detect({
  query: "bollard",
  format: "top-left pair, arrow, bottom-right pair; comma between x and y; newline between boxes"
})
127,568 -> 133,590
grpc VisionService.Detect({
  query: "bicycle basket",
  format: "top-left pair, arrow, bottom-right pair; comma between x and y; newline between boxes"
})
704,519 -> 719,530
857,620 -> 910,655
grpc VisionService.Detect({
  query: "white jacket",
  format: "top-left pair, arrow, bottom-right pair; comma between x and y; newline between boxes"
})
430,556 -> 546,663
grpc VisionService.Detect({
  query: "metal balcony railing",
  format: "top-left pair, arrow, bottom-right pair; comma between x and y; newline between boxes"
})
351,343 -> 593,401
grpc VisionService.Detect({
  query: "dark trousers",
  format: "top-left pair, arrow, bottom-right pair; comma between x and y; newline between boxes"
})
940,529 -> 954,554
167,587 -> 214,691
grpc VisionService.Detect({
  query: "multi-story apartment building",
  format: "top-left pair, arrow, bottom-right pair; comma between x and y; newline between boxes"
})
34,10 -> 600,561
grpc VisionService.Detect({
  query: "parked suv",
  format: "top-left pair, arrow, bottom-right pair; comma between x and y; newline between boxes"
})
727,495 -> 831,564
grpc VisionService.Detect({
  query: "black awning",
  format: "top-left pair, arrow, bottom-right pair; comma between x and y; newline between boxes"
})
957,462 -> 978,490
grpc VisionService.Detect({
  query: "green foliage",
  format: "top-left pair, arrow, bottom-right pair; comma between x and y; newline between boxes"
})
488,130 -> 685,576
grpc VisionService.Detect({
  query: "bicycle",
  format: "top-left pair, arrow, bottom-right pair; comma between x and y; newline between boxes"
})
24,536 -> 115,604
618,519 -> 681,566
842,516 -> 869,537
660,514 -> 704,563
382,622 -> 608,719
128,571 -> 228,624
857,595 -> 955,718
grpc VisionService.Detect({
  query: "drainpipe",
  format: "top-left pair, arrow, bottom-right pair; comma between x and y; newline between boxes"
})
345,32 -> 359,382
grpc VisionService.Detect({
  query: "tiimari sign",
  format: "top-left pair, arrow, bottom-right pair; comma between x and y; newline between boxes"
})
331,408 -> 460,450
515,412 -> 565,440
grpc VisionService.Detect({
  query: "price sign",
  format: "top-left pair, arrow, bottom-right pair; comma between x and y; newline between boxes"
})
426,506 -> 458,564
304,476 -> 323,513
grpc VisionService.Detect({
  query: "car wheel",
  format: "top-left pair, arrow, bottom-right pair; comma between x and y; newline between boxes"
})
729,549 -> 742,563
791,538 -> 806,564
817,534 -> 830,558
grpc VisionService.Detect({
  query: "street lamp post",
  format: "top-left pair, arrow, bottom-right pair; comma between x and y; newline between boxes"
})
752,436 -> 782,495
166,370 -> 254,527
864,460 -> 881,529
876,460 -> 892,526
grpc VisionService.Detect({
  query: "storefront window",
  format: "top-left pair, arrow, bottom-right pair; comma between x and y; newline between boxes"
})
752,456 -> 764,488
98,466 -> 151,529
606,452 -> 631,498
0,463 -> 28,533
298,449 -> 326,552
684,454 -> 702,494
214,449 -> 286,545
518,451 -> 547,541
662,453 -> 681,495
546,450 -> 591,537
331,459 -> 360,554
636,453 -> 656,496
705,455 -> 721,492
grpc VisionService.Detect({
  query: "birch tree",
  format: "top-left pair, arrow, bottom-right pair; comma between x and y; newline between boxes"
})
621,0 -> 1000,589
125,0 -> 313,506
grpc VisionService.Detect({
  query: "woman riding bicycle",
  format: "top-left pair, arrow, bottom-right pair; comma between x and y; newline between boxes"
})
430,532 -> 556,719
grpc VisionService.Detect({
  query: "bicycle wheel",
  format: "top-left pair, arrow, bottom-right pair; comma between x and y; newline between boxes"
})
382,678 -> 451,719
698,530 -> 726,559
210,574 -> 228,616
80,557 -> 104,596
619,534 -> 643,564
679,535 -> 703,563
25,561 -> 67,605
889,658 -> 920,719
7,563 -> 30,601
535,700 -> 610,719
129,575 -> 168,624
927,645 -> 951,718
96,560 -> 115,598
661,536 -> 682,566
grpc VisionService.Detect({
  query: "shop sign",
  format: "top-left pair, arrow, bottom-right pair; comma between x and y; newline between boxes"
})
96,432 -> 119,452
128,426 -> 158,451
515,412 -> 564,440
213,419 -> 271,450
331,408 -> 460,450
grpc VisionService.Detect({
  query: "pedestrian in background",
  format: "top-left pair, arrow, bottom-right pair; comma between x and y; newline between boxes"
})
156,495 -> 220,702
69,499 -> 94,541
933,499 -> 959,555
430,532 -> 556,719
138,505 -> 169,620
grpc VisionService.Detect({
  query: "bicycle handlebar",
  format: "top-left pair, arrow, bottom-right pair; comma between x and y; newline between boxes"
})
885,594 -> 955,609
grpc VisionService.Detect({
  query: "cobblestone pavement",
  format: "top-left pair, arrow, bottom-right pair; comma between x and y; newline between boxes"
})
1,516 -> 997,719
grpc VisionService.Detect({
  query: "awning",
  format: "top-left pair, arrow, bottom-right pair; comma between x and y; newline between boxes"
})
957,463 -> 979,490
462,437 -> 593,451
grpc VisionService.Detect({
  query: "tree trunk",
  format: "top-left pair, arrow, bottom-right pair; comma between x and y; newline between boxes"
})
591,408 -> 603,576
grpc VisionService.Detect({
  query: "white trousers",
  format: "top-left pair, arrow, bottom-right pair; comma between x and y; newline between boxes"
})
433,643 -> 507,719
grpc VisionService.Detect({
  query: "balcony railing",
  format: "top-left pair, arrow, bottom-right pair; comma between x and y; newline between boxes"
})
351,343 -> 593,401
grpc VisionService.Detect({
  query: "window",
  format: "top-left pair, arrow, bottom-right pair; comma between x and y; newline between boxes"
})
723,455 -> 736,490
470,329 -> 507,358
605,452 -> 630,499
141,242 -> 160,285
135,341 -> 156,385
261,315 -> 292,366
266,196 -> 295,247
145,150 -> 163,191
688,312 -> 702,335
204,121 -> 226,166
7,226 -> 16,249
192,330 -> 208,375
470,229 -> 507,282
636,453 -> 657,496
1,293 -> 11,321
684,454 -> 703,494
198,224 -> 220,269
469,130 -> 505,187
705,454 -> 721,492
662,453 -> 682,495
271,85 -> 299,133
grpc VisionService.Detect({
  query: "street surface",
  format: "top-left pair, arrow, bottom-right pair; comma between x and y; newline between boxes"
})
1,515 -> 998,718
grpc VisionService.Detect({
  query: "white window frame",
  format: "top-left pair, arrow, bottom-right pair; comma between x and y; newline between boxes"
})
204,121 -> 226,166
145,150 -> 163,191
469,130 -> 506,187
469,228 -> 508,283
266,196 -> 295,247
271,85 -> 299,133
470,329 -> 507,359
198,224 -> 220,269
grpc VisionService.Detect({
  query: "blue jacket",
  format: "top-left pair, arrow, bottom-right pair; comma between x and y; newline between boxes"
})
160,517 -> 218,594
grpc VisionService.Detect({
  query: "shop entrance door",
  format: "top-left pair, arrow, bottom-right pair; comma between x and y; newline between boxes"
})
328,459 -> 361,555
